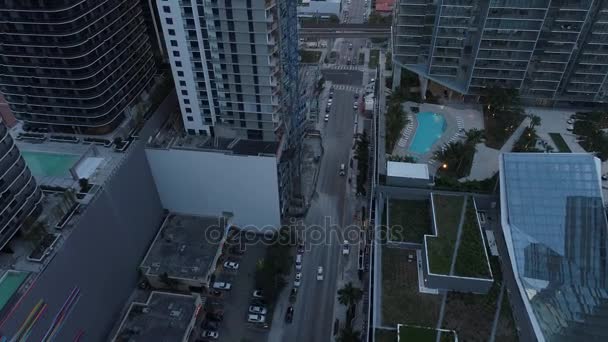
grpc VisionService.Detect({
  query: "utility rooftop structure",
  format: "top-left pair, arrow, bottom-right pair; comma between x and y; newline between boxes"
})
392,0 -> 608,106
140,214 -> 229,291
499,153 -> 608,341
112,291 -> 203,342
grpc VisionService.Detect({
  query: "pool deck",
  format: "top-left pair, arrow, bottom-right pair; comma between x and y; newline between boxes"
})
15,139 -> 126,189
392,102 -> 484,167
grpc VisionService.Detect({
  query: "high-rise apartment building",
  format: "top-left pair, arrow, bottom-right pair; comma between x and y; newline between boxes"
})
157,0 -> 301,142
0,0 -> 157,134
0,120 -> 42,250
393,0 -> 608,106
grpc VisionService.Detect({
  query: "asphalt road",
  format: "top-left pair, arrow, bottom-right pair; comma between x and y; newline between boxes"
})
322,69 -> 363,85
268,89 -> 356,342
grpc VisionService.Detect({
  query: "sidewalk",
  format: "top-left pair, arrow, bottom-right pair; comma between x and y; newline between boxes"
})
465,117 -> 530,181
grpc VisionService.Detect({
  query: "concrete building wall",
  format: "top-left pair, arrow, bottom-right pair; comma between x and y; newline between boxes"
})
145,148 -> 281,231
386,176 -> 430,188
0,143 -> 165,340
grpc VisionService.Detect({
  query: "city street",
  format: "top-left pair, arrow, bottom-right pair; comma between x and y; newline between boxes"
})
270,2 -> 372,341
269,88 -> 358,342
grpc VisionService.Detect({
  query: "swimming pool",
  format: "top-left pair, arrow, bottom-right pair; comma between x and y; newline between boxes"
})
21,151 -> 80,177
0,271 -> 29,311
409,112 -> 446,154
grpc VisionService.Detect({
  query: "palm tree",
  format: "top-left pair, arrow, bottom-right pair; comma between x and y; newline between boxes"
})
337,325 -> 361,342
465,129 -> 485,145
337,282 -> 363,308
528,114 -> 541,130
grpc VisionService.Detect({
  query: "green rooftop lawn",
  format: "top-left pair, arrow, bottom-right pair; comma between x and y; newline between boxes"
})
548,133 -> 572,153
426,195 -> 465,275
299,50 -> 321,63
375,328 -> 397,342
453,200 -> 492,278
369,49 -> 380,68
388,199 -> 432,243
398,326 -> 457,342
381,246 -> 441,327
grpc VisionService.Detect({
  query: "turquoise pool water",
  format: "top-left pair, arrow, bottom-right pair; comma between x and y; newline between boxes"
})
0,271 -> 28,310
409,112 -> 446,154
21,151 -> 80,177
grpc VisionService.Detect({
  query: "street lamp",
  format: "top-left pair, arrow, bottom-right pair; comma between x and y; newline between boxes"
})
442,163 -> 448,169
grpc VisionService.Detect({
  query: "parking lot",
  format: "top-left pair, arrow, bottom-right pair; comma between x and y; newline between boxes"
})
202,236 -> 269,342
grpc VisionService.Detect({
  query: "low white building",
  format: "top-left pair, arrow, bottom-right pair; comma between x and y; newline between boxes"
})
146,133 -> 284,232
386,161 -> 432,188
298,0 -> 342,17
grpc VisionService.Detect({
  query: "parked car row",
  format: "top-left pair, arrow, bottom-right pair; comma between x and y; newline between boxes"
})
199,242 -> 246,341
247,289 -> 268,326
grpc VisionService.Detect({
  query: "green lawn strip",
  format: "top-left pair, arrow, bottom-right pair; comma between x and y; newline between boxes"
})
548,133 -> 572,152
399,326 -> 438,341
441,280 -> 501,341
388,199 -> 432,243
299,50 -> 321,63
427,195 -> 465,275
375,328 -> 397,342
381,246 -> 441,326
369,49 -> 380,68
494,291 -> 519,342
453,200 -> 491,278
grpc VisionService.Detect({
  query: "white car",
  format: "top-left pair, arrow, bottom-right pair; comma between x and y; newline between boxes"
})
294,273 -> 302,287
567,124 -> 574,131
342,240 -> 349,255
212,282 -> 232,290
249,305 -> 268,315
567,118 -> 574,124
224,261 -> 239,270
248,314 -> 266,323
353,103 -> 358,110
201,330 -> 219,339
295,272 -> 302,280
324,114 -> 329,122
317,266 -> 324,280
252,290 -> 264,298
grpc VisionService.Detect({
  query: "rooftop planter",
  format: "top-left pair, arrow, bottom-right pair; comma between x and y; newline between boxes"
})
16,132 -> 46,142
27,233 -> 60,263
83,137 -> 112,147
49,135 -> 79,143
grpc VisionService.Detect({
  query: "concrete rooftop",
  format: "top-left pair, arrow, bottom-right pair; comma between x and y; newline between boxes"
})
147,125 -> 280,157
140,214 -> 228,281
112,291 -> 201,342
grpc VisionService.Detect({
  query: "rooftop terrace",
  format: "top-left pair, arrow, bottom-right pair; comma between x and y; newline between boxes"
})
147,123 -> 281,157
113,291 -> 202,342
140,214 -> 229,282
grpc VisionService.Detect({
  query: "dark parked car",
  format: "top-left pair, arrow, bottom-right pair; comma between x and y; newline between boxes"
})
285,306 -> 294,323
202,320 -> 219,330
206,312 -> 224,322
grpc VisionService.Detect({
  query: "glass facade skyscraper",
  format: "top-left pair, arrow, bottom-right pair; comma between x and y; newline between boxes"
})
393,0 -> 608,105
0,0 -> 157,134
